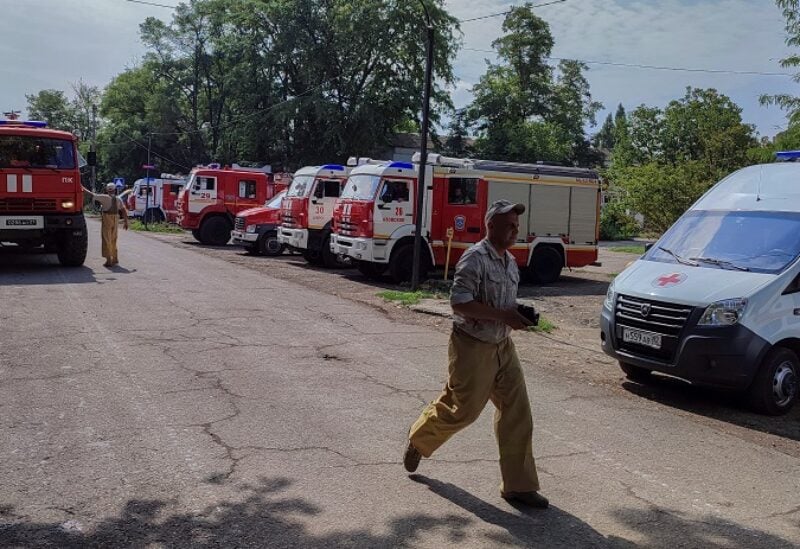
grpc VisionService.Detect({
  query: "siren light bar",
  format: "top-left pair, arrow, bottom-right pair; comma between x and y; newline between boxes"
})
775,150 -> 800,162
0,120 -> 48,128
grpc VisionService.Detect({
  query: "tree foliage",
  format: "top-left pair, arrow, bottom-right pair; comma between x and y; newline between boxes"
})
466,3 -> 602,166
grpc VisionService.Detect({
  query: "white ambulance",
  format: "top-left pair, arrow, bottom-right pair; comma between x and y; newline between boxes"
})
601,157 -> 800,414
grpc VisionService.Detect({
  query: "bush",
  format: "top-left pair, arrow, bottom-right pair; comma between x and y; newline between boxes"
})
599,201 -> 639,241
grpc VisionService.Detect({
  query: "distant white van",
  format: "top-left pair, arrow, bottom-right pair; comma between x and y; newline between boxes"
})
601,156 -> 800,415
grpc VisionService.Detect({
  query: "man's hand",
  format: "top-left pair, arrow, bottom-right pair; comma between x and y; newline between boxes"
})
499,308 -> 535,330
123,221 -> 129,231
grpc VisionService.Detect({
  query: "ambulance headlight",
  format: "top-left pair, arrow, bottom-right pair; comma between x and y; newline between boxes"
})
603,282 -> 616,311
698,298 -> 748,326
246,225 -> 257,233
61,200 -> 75,209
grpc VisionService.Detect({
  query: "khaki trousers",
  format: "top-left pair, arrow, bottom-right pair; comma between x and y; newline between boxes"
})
101,212 -> 119,264
409,329 -> 540,494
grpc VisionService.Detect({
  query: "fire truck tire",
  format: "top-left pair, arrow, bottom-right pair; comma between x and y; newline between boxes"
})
56,231 -> 88,267
357,260 -> 387,280
259,232 -> 284,257
389,244 -> 428,284
320,236 -> 341,269
303,249 -> 323,266
200,217 -> 232,246
530,246 -> 563,284
191,229 -> 202,241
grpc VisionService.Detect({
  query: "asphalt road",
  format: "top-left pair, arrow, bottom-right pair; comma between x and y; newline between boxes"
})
1,220 -> 798,548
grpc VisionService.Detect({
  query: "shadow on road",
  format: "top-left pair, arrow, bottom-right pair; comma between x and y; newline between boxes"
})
0,248 -> 98,285
607,506 -> 797,549
622,378 -> 800,442
0,477 -> 474,548
408,474 -> 620,548
518,274 -> 609,298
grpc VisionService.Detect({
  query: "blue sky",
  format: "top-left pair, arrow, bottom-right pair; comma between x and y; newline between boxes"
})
1,0 -> 796,138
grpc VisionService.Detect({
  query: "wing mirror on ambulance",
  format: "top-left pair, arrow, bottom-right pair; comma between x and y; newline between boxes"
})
644,242 -> 654,253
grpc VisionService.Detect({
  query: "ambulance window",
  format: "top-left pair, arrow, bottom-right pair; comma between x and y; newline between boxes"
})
239,179 -> 258,199
322,179 -> 341,198
448,178 -> 477,205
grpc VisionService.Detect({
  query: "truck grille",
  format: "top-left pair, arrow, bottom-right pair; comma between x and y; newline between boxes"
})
0,198 -> 57,212
234,217 -> 245,231
282,214 -> 298,228
338,219 -> 358,236
615,294 -> 693,362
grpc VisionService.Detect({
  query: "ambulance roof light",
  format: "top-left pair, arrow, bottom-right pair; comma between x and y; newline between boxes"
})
0,120 -> 48,128
775,150 -> 800,161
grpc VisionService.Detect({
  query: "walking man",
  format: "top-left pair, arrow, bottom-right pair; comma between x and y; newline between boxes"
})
83,183 -> 129,267
404,200 -> 548,508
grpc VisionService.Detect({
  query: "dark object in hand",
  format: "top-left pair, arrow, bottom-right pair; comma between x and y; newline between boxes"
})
517,303 -> 539,326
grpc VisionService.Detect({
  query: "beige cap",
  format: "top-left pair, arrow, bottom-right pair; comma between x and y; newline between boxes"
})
485,199 -> 525,225
105,182 -> 116,192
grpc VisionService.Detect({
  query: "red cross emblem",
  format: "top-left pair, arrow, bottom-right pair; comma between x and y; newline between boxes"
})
652,273 -> 687,287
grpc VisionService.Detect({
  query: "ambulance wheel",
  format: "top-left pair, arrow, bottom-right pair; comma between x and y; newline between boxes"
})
259,232 -> 284,257
56,231 -> 88,267
144,208 -> 164,224
747,347 -> 798,415
389,244 -> 428,284
530,246 -> 563,284
200,217 -> 231,246
619,361 -> 653,383
357,260 -> 387,281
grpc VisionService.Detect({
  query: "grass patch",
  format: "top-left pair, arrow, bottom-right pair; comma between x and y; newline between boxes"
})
530,316 -> 556,334
377,290 -> 436,306
129,220 -> 185,234
608,245 -> 645,255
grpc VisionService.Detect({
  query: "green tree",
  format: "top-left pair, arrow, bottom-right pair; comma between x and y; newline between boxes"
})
761,1 -> 800,124
442,109 -> 471,156
25,90 -> 73,131
593,112 -> 615,151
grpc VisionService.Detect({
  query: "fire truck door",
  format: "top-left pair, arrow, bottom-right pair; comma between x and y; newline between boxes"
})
308,178 -> 342,229
374,178 -> 413,238
237,179 -> 259,208
440,177 -> 484,259
189,176 -> 217,213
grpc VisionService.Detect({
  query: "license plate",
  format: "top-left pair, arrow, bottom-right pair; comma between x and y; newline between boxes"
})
1,216 -> 44,229
622,327 -> 662,349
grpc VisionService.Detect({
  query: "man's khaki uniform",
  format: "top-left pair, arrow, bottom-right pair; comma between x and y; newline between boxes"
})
409,238 -> 540,494
91,193 -> 125,265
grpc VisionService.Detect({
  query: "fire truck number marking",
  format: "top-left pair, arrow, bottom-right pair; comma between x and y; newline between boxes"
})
199,192 -> 211,199
61,177 -> 73,183
315,206 -> 325,215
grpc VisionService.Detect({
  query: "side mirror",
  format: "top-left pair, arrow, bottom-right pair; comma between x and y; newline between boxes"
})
644,242 -> 654,253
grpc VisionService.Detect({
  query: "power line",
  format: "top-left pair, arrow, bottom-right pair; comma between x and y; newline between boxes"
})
124,0 -> 177,8
458,0 -> 568,23
461,47 -> 793,77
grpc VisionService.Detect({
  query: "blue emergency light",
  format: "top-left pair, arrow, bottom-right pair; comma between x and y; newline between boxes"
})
0,120 -> 48,128
388,161 -> 414,170
321,164 -> 345,171
775,150 -> 800,161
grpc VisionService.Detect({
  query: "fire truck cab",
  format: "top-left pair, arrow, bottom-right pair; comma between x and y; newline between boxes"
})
331,154 -> 601,283
178,163 -> 286,246
231,190 -> 287,256
0,120 -> 87,266
278,164 -> 350,268
127,174 -> 186,223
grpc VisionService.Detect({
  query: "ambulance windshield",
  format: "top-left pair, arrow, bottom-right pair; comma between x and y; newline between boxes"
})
0,135 -> 76,169
341,174 -> 381,200
646,210 -> 800,274
287,175 -> 314,197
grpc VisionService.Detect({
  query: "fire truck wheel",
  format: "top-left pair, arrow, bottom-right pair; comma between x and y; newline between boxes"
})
320,236 -> 341,269
191,229 -> 202,241
56,231 -> 88,267
530,246 -> 563,284
357,260 -> 386,281
200,217 -> 232,246
303,249 -> 323,266
389,244 -> 427,284
259,232 -> 284,256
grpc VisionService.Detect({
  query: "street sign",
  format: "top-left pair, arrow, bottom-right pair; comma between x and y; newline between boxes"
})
113,177 -> 125,186
142,164 -> 156,170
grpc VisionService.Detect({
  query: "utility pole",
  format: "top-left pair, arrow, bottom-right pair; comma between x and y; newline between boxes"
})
143,135 -> 153,231
90,104 -> 97,192
411,0 -> 434,291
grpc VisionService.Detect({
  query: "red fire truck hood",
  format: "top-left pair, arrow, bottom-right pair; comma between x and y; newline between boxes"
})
0,169 -> 80,199
238,205 -> 281,224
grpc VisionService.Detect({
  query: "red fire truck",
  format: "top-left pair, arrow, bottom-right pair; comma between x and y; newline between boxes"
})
231,190 -> 287,256
277,164 -> 350,268
178,164 -> 288,245
0,120 -> 87,266
127,174 -> 186,223
330,154 -> 601,283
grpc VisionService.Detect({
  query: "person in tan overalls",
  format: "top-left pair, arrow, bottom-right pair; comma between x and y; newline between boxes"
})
83,183 -> 129,267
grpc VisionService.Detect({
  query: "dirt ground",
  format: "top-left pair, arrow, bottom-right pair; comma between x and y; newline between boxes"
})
139,230 -> 800,459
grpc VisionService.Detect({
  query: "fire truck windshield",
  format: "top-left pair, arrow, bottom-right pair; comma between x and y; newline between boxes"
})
341,174 -> 381,200
286,175 -> 314,197
0,135 -> 76,169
